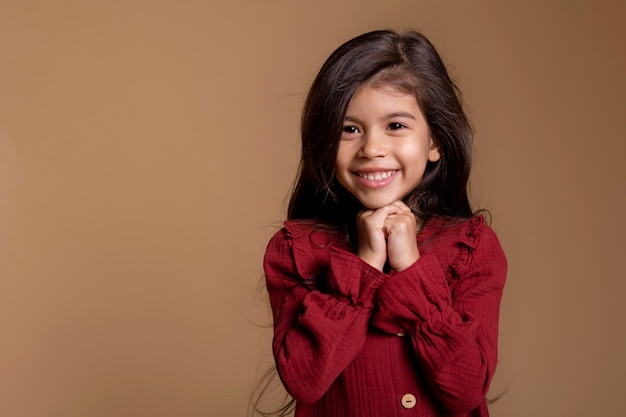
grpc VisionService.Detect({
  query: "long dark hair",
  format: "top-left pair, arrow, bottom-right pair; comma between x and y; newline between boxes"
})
253,30 -> 479,416
288,30 -> 474,231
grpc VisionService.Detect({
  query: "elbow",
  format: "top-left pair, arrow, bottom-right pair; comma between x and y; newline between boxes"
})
286,389 -> 323,406
439,392 -> 485,414
433,375 -> 489,414
275,361 -> 330,405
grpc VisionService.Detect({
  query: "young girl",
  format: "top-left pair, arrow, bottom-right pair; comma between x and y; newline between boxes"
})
263,30 -> 507,417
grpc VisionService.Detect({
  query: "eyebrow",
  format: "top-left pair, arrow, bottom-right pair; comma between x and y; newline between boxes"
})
344,112 -> 417,122
386,112 -> 416,120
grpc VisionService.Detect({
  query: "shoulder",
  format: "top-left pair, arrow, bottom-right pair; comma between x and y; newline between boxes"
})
266,220 -> 339,250
264,220 -> 342,280
420,215 -> 507,275
421,215 -> 498,246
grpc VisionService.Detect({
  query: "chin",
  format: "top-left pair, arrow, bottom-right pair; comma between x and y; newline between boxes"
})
359,199 -> 394,210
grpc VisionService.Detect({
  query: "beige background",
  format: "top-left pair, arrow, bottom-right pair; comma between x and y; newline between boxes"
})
1,1 -> 625,416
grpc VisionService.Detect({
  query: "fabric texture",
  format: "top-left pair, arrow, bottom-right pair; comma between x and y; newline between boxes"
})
264,215 -> 507,417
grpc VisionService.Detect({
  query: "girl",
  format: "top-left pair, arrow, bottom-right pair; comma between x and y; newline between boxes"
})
263,30 -> 507,417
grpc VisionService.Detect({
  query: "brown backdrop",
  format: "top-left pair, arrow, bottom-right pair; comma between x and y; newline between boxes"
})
1,1 -> 625,416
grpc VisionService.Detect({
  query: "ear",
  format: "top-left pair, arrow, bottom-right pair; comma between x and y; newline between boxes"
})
428,137 -> 441,162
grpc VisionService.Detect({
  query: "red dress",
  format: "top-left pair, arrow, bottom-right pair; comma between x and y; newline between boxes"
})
263,215 -> 507,417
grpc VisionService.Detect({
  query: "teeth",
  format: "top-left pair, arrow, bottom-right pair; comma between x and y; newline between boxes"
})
358,170 -> 395,181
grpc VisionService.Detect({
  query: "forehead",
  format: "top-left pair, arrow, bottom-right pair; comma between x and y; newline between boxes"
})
348,83 -> 419,108
353,75 -> 421,104
365,65 -> 419,93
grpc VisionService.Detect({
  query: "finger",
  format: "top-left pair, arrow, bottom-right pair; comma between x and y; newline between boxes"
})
391,200 -> 412,212
360,205 -> 396,225
360,204 -> 411,234
374,203 -> 408,217
357,209 -> 375,220
383,212 -> 418,232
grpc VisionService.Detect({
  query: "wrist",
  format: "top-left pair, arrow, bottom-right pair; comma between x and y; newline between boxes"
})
390,251 -> 420,272
357,251 -> 386,272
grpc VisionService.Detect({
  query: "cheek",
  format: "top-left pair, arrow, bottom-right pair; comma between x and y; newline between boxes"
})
404,148 -> 430,178
334,145 -> 349,170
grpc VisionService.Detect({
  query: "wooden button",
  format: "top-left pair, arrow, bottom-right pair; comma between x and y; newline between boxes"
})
401,393 -> 416,409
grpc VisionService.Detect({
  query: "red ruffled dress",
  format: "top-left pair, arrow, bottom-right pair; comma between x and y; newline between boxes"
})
264,215 -> 507,417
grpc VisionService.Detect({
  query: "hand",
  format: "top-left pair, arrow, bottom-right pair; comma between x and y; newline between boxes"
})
383,201 -> 421,271
356,201 -> 421,272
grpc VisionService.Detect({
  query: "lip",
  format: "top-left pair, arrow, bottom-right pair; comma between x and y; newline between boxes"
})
352,169 -> 399,189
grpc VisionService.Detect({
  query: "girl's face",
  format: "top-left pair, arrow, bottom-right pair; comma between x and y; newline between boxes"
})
335,84 -> 441,210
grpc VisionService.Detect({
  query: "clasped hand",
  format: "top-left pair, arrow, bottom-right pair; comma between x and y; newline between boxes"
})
356,201 -> 421,272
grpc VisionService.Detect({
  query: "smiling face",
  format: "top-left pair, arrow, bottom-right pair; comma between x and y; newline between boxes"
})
334,84 -> 441,210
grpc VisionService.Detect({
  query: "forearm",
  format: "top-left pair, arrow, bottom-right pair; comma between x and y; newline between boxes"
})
271,287 -> 372,403
406,310 -> 493,412
265,234 -> 388,403
372,253 -> 504,412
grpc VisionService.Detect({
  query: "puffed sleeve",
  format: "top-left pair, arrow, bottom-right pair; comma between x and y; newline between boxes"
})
264,223 -> 387,404
371,216 -> 507,413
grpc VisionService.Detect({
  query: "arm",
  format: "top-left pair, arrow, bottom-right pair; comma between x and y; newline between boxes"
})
371,223 -> 507,413
264,228 -> 386,404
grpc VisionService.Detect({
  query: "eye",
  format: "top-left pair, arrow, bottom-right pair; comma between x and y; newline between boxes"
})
388,122 -> 406,131
342,125 -> 360,134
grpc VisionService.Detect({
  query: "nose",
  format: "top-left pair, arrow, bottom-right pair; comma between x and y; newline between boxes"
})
358,131 -> 387,159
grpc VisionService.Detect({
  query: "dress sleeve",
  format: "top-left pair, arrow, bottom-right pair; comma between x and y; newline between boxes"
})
371,217 -> 507,413
264,225 -> 387,404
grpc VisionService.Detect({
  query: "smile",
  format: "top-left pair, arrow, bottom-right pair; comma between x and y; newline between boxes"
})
356,170 -> 397,181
